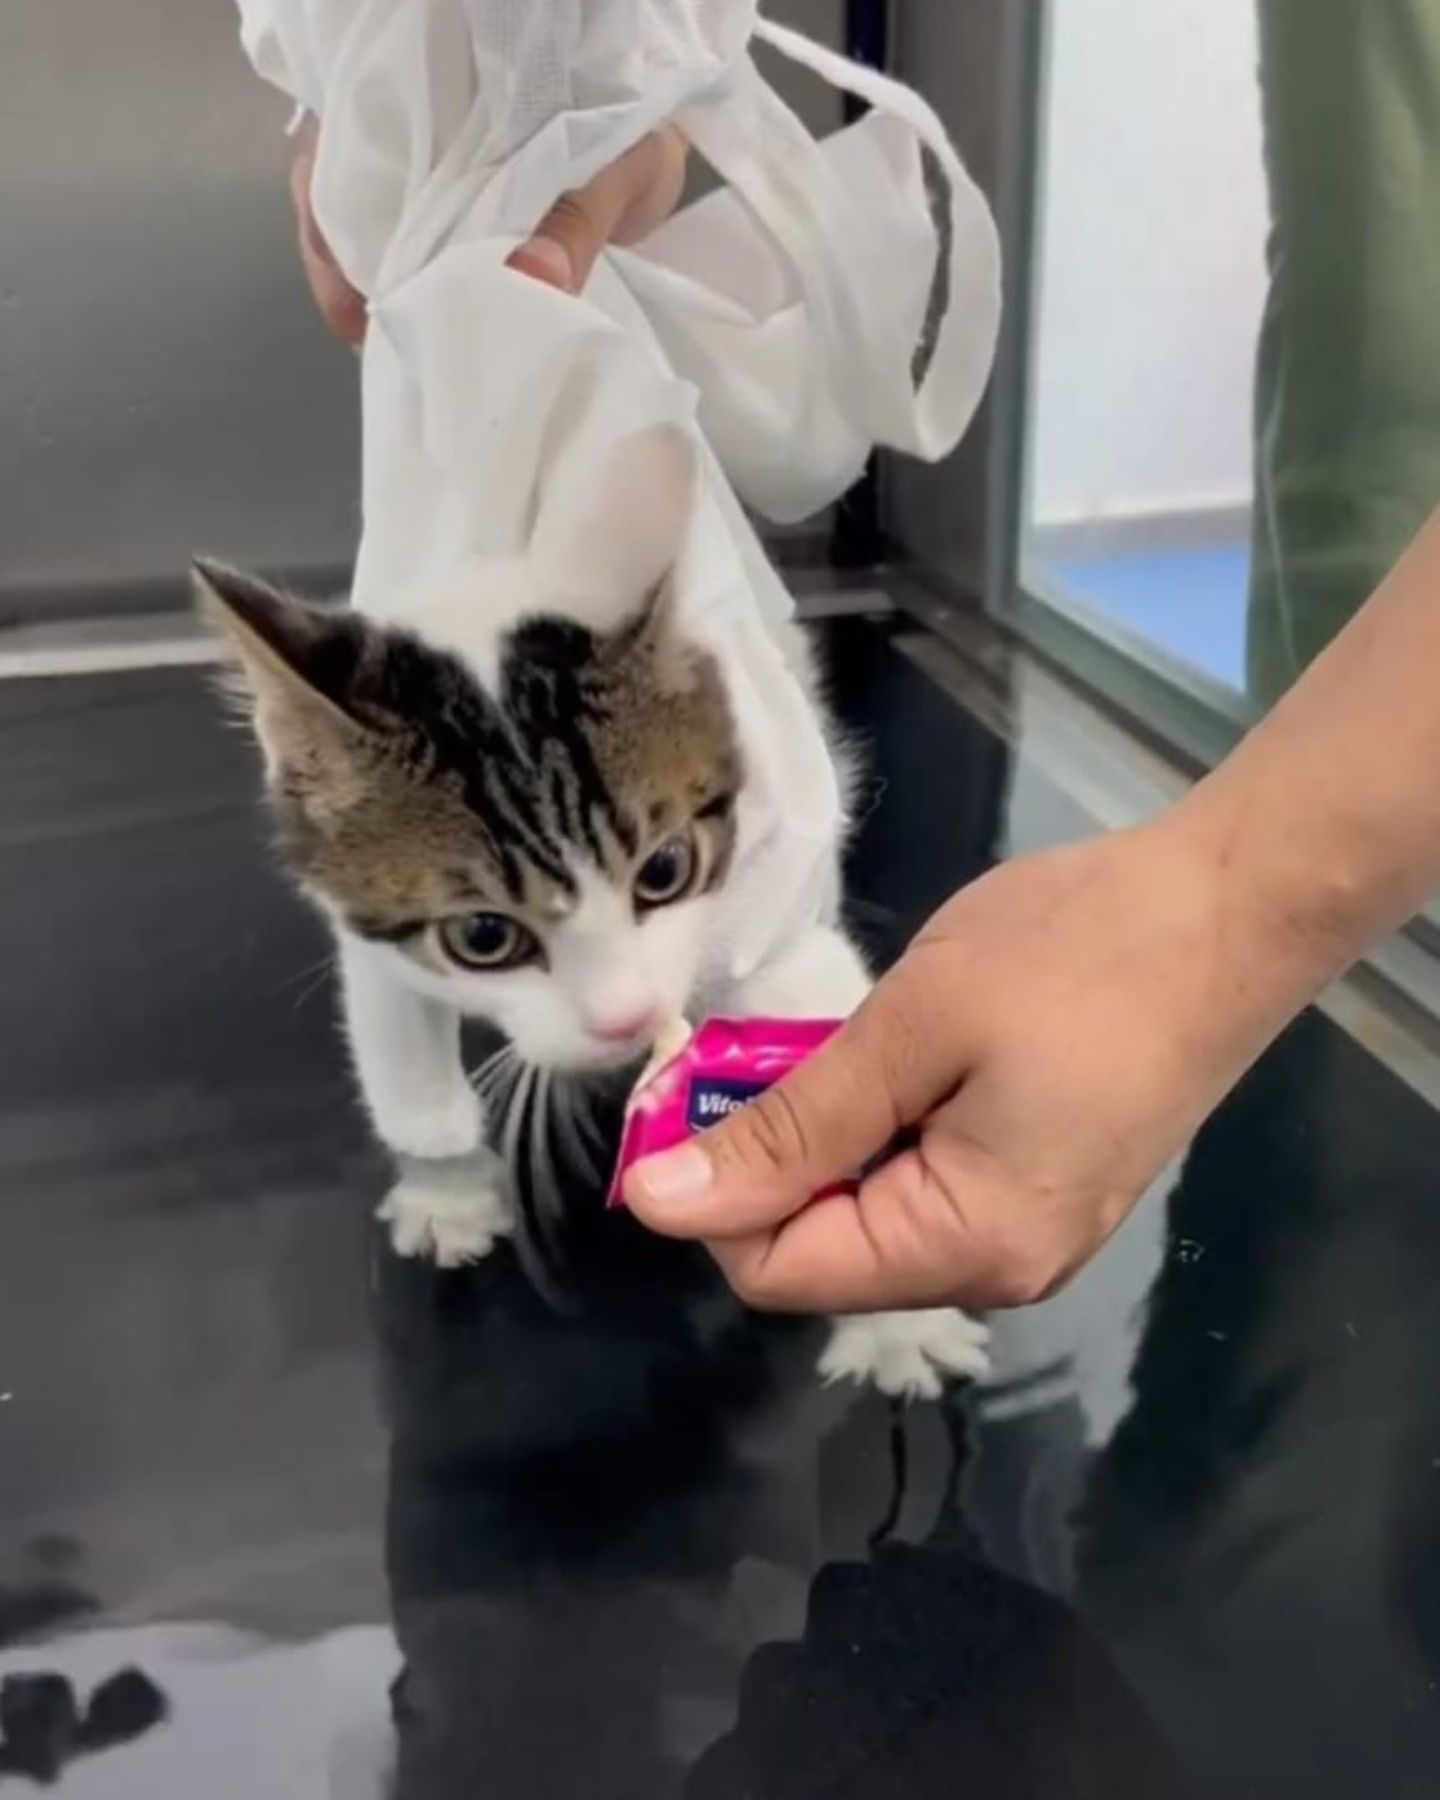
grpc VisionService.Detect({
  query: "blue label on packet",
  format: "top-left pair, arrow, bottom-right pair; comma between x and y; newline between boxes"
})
686,1075 -> 767,1131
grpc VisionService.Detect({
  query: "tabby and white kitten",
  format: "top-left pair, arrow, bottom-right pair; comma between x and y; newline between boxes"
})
197,428 -> 987,1398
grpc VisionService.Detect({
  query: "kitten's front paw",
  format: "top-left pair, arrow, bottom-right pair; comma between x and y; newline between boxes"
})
373,1086 -> 483,1162
735,925 -> 872,1022
819,1308 -> 991,1401
378,1169 -> 513,1269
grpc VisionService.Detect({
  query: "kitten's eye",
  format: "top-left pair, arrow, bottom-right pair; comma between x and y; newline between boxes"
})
437,912 -> 536,971
634,831 -> 698,909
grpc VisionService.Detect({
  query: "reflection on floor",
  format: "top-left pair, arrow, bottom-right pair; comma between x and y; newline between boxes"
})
1,615 -> 1438,1798
1045,539 -> 1250,689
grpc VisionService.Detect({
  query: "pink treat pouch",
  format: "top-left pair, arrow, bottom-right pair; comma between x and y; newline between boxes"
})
609,1017 -> 842,1206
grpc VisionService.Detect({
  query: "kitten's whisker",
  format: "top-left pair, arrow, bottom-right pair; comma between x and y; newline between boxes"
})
275,952 -> 338,1010
293,970 -> 333,1012
531,1067 -> 565,1240
472,1040 -> 518,1109
498,1059 -> 535,1177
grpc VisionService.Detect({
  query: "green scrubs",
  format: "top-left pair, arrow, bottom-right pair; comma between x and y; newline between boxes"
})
1249,0 -> 1440,704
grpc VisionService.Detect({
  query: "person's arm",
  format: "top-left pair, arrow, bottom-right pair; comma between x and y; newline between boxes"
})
289,118 -> 686,341
624,506 -> 1440,1313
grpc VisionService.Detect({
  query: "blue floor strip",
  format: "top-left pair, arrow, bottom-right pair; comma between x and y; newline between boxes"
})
1046,543 -> 1251,689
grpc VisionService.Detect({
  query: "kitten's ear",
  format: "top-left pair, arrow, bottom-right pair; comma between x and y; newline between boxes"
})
192,558 -> 369,774
532,423 -> 697,618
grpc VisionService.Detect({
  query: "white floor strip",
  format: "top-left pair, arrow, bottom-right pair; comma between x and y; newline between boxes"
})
0,585 -> 889,682
0,638 -> 224,680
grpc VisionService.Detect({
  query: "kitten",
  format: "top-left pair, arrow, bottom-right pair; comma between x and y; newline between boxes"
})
197,426 -> 988,1398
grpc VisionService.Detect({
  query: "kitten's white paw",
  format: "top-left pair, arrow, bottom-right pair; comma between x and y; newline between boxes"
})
372,1086 -> 483,1162
378,1175 -> 513,1268
818,1308 -> 991,1401
737,926 -> 872,1022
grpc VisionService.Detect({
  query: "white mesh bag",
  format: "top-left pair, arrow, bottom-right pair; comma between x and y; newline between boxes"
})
236,0 -> 1001,978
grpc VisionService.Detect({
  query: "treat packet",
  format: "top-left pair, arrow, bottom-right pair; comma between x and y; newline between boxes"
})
609,1017 -> 841,1206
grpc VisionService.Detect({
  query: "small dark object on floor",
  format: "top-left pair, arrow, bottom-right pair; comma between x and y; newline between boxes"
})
80,1666 -> 169,1750
0,1666 -> 169,1786
0,1672 -> 80,1785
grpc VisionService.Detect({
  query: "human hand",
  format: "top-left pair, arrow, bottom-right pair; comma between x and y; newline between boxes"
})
288,116 -> 366,345
625,809 -> 1322,1313
289,117 -> 687,344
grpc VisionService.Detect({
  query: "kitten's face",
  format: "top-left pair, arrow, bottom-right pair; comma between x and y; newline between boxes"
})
197,562 -> 742,1071
200,427 -> 747,1070
204,421 -> 759,1065
197,561 -> 741,1065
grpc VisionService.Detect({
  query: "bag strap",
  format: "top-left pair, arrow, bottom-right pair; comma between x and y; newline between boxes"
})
678,17 -> 1001,461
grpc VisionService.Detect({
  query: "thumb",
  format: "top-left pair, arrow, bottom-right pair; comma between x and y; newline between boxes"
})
508,130 -> 683,295
624,969 -> 950,1239
507,166 -> 631,297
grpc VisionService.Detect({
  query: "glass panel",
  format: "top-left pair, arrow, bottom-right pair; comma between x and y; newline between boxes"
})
1018,0 -> 1440,736
1021,0 -> 1267,718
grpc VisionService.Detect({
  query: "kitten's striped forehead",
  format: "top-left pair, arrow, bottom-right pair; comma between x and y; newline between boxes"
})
273,606 -> 742,934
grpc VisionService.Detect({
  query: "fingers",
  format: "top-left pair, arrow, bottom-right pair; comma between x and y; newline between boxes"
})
608,126 -> 688,244
624,966 -> 957,1240
289,119 -> 685,331
708,1143 -> 1063,1316
288,122 -> 367,346
506,230 -> 581,294
507,128 -> 687,295
709,1152 -> 958,1314
507,166 -> 628,294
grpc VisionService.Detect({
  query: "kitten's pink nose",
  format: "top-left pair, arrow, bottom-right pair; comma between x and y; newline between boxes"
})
587,1007 -> 659,1047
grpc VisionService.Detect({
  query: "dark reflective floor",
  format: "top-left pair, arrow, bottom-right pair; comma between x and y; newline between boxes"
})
2,617 -> 1438,1797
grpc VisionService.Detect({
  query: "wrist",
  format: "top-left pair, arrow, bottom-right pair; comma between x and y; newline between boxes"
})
1166,759 -> 1381,1021
1168,523 -> 1440,1000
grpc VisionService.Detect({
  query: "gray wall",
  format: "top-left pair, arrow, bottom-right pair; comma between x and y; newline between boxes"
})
0,1 -> 362,605
0,0 -> 842,612
757,0 -> 846,135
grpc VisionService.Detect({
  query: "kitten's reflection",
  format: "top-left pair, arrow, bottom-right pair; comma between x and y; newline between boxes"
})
372,1068 -> 1192,1800
376,1204 -> 831,1796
